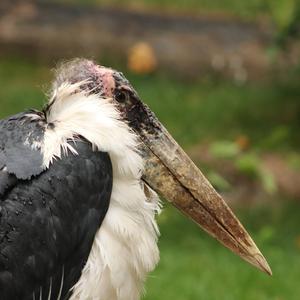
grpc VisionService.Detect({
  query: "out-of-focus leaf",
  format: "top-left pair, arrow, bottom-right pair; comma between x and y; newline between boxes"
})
262,126 -> 290,149
210,141 -> 240,159
287,153 -> 300,171
207,171 -> 231,192
236,153 -> 277,193
258,225 -> 275,243
259,169 -> 277,194
235,153 -> 260,178
267,0 -> 296,31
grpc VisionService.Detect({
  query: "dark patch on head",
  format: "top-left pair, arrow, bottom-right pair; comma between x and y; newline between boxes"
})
112,73 -> 161,138
114,89 -> 127,103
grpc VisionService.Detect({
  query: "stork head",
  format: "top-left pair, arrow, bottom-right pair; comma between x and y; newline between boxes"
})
53,59 -> 272,275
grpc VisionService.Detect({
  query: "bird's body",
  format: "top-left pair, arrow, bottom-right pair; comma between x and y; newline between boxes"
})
0,78 -> 159,299
0,59 -> 271,300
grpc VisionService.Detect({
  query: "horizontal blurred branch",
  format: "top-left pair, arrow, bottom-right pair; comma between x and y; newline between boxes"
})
0,1 -> 299,81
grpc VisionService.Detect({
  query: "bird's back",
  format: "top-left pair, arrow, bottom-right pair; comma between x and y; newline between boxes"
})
0,112 -> 113,300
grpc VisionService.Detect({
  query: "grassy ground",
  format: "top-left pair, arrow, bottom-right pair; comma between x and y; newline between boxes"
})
0,57 -> 300,299
144,201 -> 300,300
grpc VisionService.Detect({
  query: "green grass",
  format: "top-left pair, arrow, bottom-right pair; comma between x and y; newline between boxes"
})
0,59 -> 50,117
144,201 -> 300,300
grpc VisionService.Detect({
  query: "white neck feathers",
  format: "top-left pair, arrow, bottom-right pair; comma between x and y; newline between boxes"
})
42,82 -> 160,300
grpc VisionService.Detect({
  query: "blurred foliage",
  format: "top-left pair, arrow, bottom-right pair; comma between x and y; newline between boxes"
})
267,0 -> 297,32
262,126 -> 292,149
288,153 -> 300,171
210,141 -> 240,159
266,0 -> 300,43
235,153 -> 261,179
209,141 -> 277,194
236,154 -> 277,194
207,170 -> 232,191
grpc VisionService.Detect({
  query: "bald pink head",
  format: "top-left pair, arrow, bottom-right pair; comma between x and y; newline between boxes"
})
54,59 -> 116,98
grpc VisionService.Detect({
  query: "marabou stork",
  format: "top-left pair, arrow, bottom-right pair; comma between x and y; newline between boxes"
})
0,59 -> 271,300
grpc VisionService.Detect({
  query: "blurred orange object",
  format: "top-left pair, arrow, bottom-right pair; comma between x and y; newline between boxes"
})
235,135 -> 250,151
128,42 -> 157,74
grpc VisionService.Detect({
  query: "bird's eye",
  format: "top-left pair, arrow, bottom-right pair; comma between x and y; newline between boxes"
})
115,90 -> 127,103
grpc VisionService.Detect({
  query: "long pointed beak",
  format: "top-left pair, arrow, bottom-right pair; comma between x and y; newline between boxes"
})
53,59 -> 270,273
132,103 -> 272,275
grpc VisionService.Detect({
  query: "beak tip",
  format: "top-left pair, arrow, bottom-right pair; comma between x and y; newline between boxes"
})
251,253 -> 272,276
266,268 -> 273,276
259,257 -> 273,276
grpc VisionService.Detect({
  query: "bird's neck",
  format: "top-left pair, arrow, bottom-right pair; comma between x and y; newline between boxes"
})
41,82 -> 160,300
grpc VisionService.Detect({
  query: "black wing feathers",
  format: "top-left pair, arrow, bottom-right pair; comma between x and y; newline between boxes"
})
0,113 -> 113,300
0,170 -> 17,198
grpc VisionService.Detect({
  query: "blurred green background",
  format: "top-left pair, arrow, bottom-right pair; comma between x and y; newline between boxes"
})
1,0 -> 300,299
